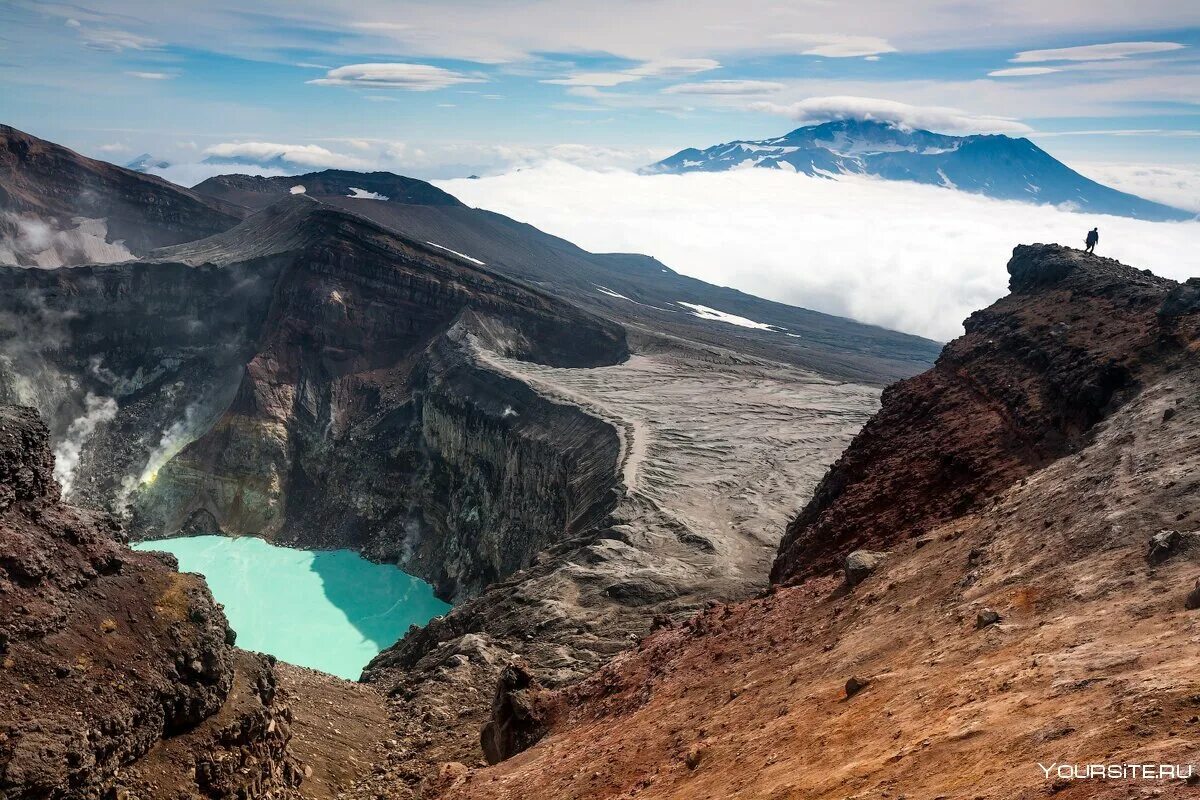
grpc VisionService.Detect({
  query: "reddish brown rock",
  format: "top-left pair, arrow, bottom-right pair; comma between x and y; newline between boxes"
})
0,405 -> 300,799
773,244 -> 1187,584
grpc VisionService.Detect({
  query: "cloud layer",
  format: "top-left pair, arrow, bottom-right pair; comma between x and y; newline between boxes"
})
438,164 -> 1200,341
748,95 -> 1032,134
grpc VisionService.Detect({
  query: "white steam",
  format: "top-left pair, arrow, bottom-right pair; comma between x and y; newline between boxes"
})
138,404 -> 202,486
53,393 -> 118,497
438,164 -> 1200,341
0,212 -> 134,268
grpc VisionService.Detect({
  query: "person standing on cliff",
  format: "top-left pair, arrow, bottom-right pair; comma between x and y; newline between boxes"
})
1085,227 -> 1099,253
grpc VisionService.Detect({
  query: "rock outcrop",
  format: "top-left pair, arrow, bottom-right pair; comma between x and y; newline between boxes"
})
773,244 -> 1188,584
0,404 -> 300,799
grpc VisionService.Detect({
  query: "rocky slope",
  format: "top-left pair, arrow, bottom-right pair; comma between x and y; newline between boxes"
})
351,343 -> 876,796
433,246 -> 1200,799
0,404 -> 301,799
0,125 -> 243,266
774,243 -> 1184,583
190,169 -> 940,385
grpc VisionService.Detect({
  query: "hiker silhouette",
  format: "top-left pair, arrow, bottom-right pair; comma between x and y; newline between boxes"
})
1085,228 -> 1099,253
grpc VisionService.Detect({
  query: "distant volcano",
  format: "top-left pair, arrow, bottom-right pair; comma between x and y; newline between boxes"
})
646,119 -> 1195,222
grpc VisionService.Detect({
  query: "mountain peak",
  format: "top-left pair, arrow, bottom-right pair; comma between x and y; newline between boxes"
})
647,119 -> 1193,222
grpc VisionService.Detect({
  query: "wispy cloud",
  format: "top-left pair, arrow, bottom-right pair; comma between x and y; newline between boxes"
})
1013,41 -> 1185,63
66,18 -> 161,53
543,58 -> 719,87
308,63 -> 485,91
663,80 -> 786,96
988,66 -> 1061,77
749,96 -> 1032,134
125,70 -> 174,80
771,33 -> 897,58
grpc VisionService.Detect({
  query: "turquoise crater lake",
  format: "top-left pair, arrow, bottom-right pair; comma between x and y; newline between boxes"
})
132,535 -> 449,680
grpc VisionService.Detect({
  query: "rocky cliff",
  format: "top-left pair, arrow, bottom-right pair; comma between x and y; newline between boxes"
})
128,198 -> 628,601
774,243 -> 1187,583
0,404 -> 301,799
0,194 -> 630,604
436,246 -> 1200,800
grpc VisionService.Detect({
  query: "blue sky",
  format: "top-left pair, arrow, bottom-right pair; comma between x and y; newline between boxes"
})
2,1 -> 1199,179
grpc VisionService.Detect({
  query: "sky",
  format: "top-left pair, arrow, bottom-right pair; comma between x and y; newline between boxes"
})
2,1 -> 1199,178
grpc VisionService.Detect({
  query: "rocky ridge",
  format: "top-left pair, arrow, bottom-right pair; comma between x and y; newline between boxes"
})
0,124 -> 243,267
433,246 -> 1200,799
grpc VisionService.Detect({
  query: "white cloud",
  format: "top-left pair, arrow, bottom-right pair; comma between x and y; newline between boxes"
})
625,58 -> 721,77
663,80 -> 786,95
988,67 -> 1061,77
543,72 -> 644,87
352,21 -> 413,32
1012,41 -> 1185,63
66,18 -> 161,53
771,33 -> 898,58
96,142 -> 130,153
1074,162 -> 1200,213
308,63 -> 485,91
437,164 -> 1200,341
201,141 -> 371,169
749,95 -> 1033,134
543,58 -> 718,87
125,70 -> 173,80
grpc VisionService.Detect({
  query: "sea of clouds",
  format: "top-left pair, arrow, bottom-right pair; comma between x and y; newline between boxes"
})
438,164 -> 1200,342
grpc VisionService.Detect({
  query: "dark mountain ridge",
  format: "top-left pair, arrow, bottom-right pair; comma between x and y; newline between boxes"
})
0,124 -> 243,265
189,167 -> 941,385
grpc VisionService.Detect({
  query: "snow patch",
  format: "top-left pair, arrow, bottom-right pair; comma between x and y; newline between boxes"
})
347,187 -> 389,200
425,241 -> 485,265
676,302 -> 779,331
595,285 -> 631,300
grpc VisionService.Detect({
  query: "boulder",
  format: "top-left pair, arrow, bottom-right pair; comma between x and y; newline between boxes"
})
844,550 -> 887,587
479,662 -> 549,765
1185,581 -> 1200,611
1148,530 -> 1183,565
976,608 -> 1002,629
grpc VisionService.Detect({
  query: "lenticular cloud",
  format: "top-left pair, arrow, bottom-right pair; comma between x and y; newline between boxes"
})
438,165 -> 1200,342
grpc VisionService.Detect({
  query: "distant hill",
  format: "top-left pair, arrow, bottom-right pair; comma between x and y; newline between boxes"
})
646,119 -> 1195,222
